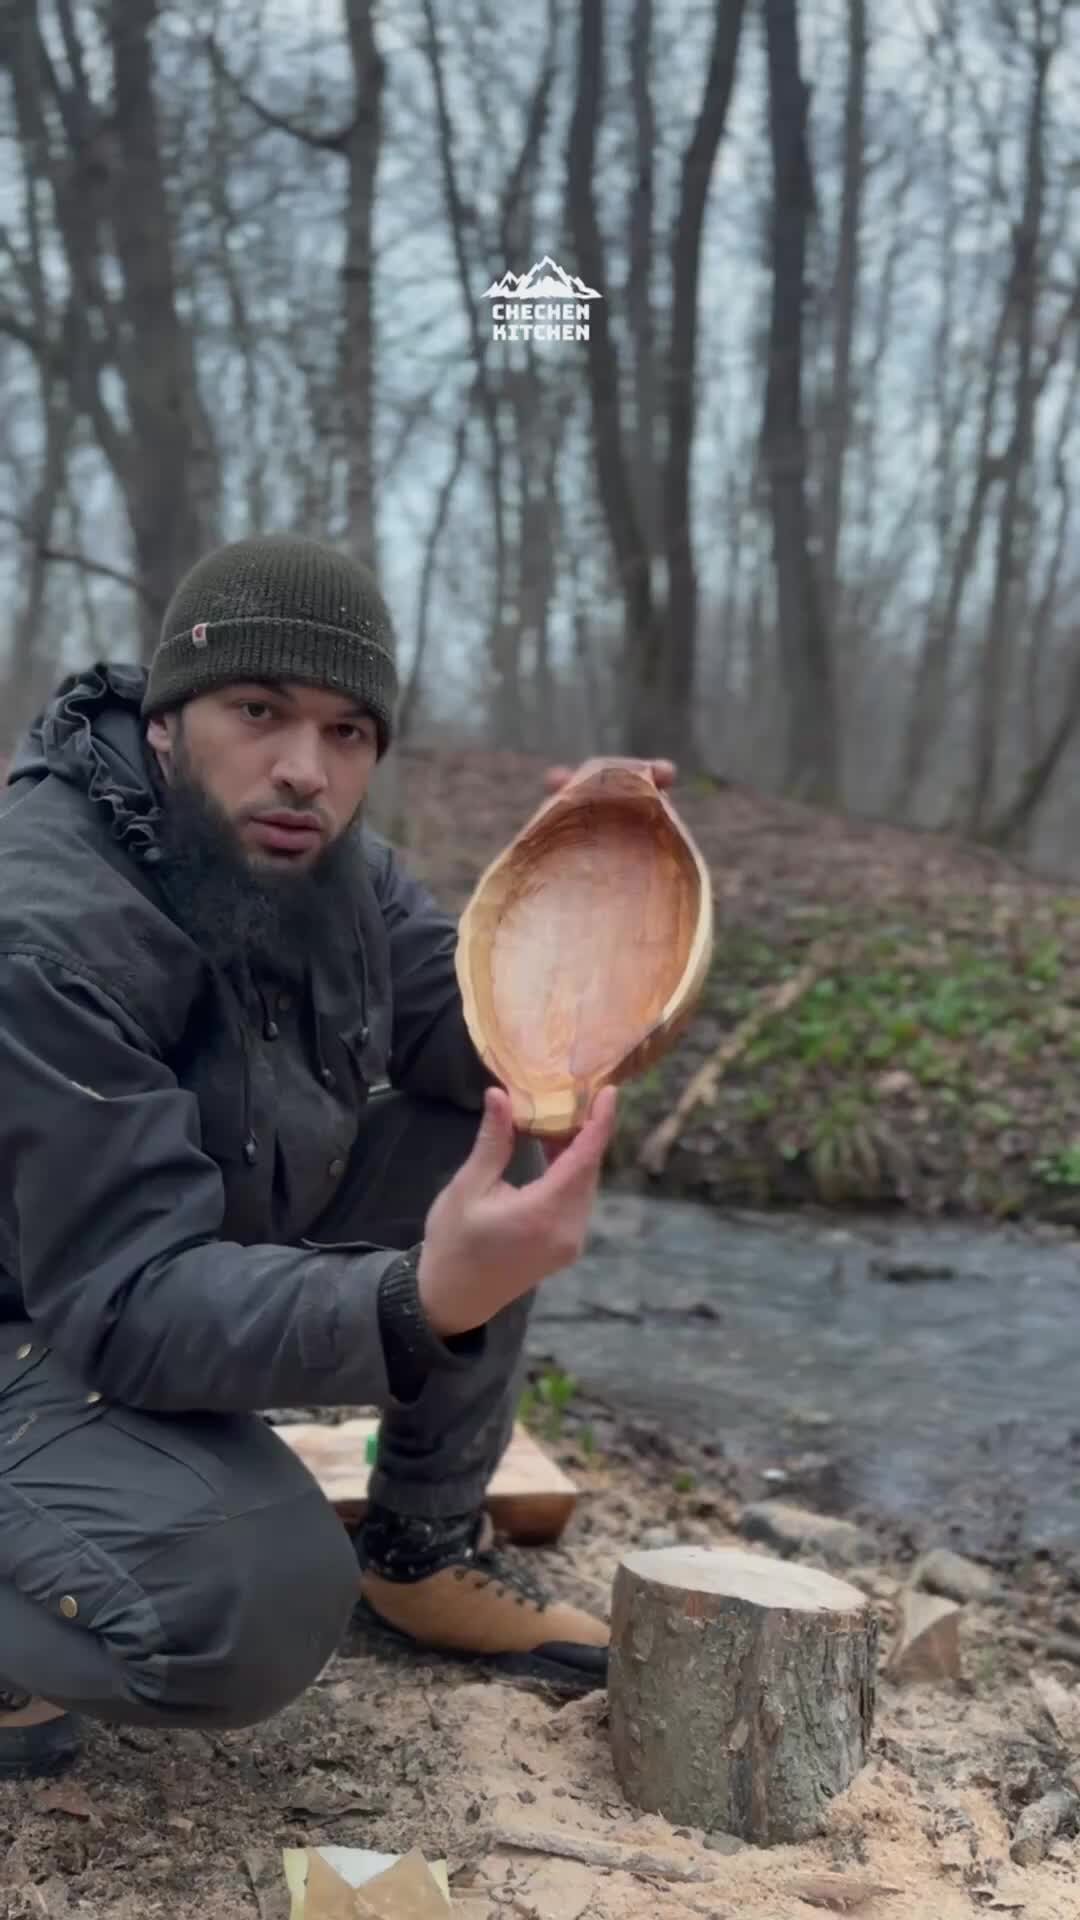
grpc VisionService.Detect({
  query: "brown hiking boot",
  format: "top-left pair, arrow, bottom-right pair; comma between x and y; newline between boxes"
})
355,1507 -> 608,1688
0,1690 -> 81,1779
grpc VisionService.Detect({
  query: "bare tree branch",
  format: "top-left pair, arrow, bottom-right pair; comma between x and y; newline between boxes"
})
204,36 -> 357,152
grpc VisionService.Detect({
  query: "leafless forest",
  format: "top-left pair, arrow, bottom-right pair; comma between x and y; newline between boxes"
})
3,0 -> 1080,870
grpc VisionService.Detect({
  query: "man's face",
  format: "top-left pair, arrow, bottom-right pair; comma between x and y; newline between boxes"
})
147,680 -> 380,870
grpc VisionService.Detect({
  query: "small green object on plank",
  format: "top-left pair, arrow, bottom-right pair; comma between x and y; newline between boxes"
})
365,1426 -> 379,1465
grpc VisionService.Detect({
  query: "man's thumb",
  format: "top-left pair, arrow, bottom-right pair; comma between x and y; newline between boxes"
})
461,1087 -> 516,1189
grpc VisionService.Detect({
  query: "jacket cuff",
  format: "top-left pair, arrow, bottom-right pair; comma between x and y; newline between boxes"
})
376,1245 -> 484,1404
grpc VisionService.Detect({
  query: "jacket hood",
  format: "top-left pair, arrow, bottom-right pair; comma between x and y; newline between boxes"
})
7,661 -> 164,867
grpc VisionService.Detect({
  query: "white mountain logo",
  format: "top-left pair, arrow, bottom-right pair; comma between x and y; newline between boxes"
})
482,255 -> 602,301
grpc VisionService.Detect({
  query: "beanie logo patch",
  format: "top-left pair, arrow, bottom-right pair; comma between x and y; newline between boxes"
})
191,622 -> 208,649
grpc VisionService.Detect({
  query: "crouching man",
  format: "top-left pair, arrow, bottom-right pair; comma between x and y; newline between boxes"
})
0,535 -> 634,1777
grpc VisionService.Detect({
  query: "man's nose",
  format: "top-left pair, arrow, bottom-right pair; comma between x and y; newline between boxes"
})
271,727 -> 330,798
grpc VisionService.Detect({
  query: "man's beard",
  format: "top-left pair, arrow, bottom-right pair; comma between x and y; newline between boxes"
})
152,759 -> 362,979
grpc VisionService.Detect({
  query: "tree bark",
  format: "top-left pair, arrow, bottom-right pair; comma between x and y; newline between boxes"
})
609,1546 -> 878,1845
968,8 -> 1056,835
628,0 -> 659,554
398,406 -> 471,740
104,0 -> 220,651
567,0 -> 659,755
819,0 -> 866,630
421,0 -> 520,744
761,0 -> 838,803
341,0 -> 385,577
662,0 -> 748,763
986,635 -> 1080,852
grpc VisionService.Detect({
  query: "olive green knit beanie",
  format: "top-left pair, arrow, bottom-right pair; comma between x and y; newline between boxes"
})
143,534 -> 398,755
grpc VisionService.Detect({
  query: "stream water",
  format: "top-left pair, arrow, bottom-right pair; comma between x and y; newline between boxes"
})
528,1192 -> 1080,1563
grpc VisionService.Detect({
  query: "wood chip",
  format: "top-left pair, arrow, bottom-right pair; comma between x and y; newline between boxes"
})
480,1822 -> 713,1884
243,1850 -> 291,1920
787,1877 -> 901,1914
1030,1670 -> 1080,1748
32,1782 -> 101,1824
886,1589 -> 963,1683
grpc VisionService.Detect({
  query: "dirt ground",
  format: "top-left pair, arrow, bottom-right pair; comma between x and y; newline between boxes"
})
3,1403 -> 1078,1920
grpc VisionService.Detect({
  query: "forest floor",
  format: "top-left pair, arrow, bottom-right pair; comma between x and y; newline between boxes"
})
5,1394 -> 1080,1918
4,749 -> 1080,1916
394,743 -> 1080,1225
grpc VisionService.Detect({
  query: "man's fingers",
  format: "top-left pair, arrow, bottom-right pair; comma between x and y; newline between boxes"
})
458,1086 -> 516,1192
536,1086 -> 617,1195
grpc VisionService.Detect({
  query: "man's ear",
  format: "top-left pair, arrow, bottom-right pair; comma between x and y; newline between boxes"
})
146,711 -> 177,777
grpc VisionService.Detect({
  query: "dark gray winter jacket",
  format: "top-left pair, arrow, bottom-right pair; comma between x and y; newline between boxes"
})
0,662 -> 490,1412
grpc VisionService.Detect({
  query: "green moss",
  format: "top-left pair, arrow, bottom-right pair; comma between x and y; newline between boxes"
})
616,891 -> 1080,1221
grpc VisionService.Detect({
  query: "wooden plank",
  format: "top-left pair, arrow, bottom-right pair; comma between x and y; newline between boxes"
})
279,1417 -> 578,1545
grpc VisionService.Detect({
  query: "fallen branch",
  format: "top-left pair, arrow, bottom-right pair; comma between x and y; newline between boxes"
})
479,1822 -> 713,1884
638,944 -> 833,1177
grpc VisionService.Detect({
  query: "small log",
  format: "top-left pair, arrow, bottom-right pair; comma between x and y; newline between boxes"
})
609,1545 -> 878,1846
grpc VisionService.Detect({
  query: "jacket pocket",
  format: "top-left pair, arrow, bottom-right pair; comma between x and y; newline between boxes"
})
0,1340 -> 107,1473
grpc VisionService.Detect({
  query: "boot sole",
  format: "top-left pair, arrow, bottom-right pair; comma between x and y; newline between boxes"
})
0,1714 -> 81,1781
351,1597 -> 607,1694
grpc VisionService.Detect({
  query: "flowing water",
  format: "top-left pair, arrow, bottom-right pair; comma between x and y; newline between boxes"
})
529,1192 -> 1080,1562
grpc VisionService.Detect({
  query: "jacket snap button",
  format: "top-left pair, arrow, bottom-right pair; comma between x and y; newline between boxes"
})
265,1020 -> 280,1041
85,1391 -> 103,1406
359,1025 -> 370,1046
243,1136 -> 258,1165
321,1068 -> 335,1089
328,1158 -> 344,1179
15,1343 -> 32,1360
59,1595 -> 79,1620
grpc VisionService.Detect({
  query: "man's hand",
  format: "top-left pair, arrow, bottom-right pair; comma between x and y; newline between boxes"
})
416,1086 -> 617,1338
542,758 -> 677,795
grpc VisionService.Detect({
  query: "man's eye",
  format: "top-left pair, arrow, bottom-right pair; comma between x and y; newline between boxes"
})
240,703 -> 271,721
335,723 -> 369,744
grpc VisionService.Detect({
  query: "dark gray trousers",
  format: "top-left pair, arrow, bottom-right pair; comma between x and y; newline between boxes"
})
0,1092 -> 541,1730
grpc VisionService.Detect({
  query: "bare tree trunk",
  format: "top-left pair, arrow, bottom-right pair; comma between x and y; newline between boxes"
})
628,0 -> 659,552
663,0 -> 748,764
567,0 -> 659,755
341,0 -> 385,576
967,7 -> 1056,835
398,407 -> 471,740
988,633 -> 1080,851
819,0 -> 866,629
1025,342 -> 1080,753
897,236 -> 1011,815
495,1 -> 559,750
105,0 -> 221,651
761,0 -> 838,803
5,401 -> 73,747
421,0 -> 520,744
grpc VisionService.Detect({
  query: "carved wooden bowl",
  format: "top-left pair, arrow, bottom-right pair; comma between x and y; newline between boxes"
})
455,757 -> 714,1136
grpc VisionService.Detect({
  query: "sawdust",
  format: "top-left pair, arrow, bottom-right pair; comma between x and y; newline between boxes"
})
2,1425 -> 1079,1919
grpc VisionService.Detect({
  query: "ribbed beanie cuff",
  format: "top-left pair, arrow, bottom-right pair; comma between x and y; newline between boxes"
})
142,536 -> 398,755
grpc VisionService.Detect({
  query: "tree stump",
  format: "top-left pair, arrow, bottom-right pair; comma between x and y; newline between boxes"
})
609,1545 -> 879,1846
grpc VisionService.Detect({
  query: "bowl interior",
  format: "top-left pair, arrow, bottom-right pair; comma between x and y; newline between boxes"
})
466,798 -> 703,1097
